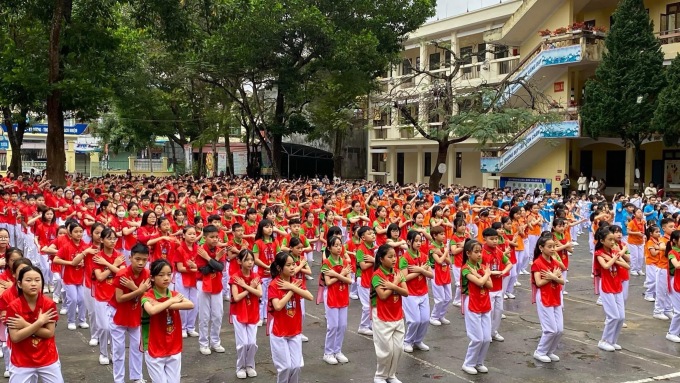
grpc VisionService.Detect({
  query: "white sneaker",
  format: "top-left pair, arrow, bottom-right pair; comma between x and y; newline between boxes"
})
563,291 -> 569,295
506,293 -> 516,299
53,296 -> 59,304
548,353 -> 560,362
403,343 -> 413,353
78,322 -> 89,329
414,342 -> 430,351
630,270 -> 639,276
640,270 -> 646,276
503,294 -> 508,299
323,354 -> 338,365
98,355 -> 110,365
440,317 -> 451,325
60,308 -> 67,315
301,334 -> 309,342
386,378 -> 403,383
654,313 -> 670,320
596,298 -> 603,306
132,380 -> 147,383
514,281 -> 521,287
461,365 -> 477,375
613,343 -> 622,350
305,275 -> 313,280
501,314 -> 507,319
88,338 -> 98,346
236,369 -> 247,379
475,365 -> 488,373
623,322 -> 628,328
245,367 -> 257,377
666,333 -> 680,343
187,330 -> 199,337
572,242 -> 579,246
350,294 -> 359,300
452,301 -> 461,307
199,347 -> 212,355
429,318 -> 441,326
358,328 -> 373,336
492,333 -> 505,342
666,312 -> 676,319
67,323 -> 76,330
212,345 -> 225,353
3,371 -> 8,378
533,351 -> 552,362
565,279 -> 570,283
182,331 -> 188,338
374,379 -> 389,383
257,320 -> 263,327
0,348 -> 3,358
43,287 -> 49,294
335,352 -> 349,363
598,341 -> 615,352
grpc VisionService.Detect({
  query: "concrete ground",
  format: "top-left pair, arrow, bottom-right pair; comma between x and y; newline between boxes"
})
47,234 -> 680,382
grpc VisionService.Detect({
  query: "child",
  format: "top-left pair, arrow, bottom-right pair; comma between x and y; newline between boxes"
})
175,226 -> 200,337
654,218 -> 675,320
644,225 -> 662,303
371,244 -> 408,383
230,249 -> 262,379
400,230 -> 433,352
110,243 -> 151,383
461,239 -> 492,375
142,259 -> 194,383
429,226 -> 452,326
626,208 -> 646,276
610,225 -> 631,307
531,235 -> 565,363
356,226 -> 377,336
499,217 -> 519,299
0,256 -> 32,377
320,236 -> 351,365
289,237 -> 312,342
196,225 -> 227,355
268,251 -> 313,383
302,212 -> 319,264
83,223 -> 104,346
665,230 -> 680,342
345,225 -> 362,300
253,219 -> 281,327
594,227 -> 629,352
552,219 -> 573,294
450,218 -> 467,307
6,266 -> 62,382
480,228 -> 511,342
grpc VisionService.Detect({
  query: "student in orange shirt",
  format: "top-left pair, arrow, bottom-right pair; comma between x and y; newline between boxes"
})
626,208 -> 646,276
510,207 -> 528,275
653,218 -> 675,320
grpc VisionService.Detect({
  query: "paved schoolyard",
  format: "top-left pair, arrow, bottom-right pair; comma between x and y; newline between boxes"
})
50,233 -> 680,382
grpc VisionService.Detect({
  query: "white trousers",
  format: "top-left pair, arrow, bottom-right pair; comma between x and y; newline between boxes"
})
222,266 -> 231,299
323,289 -> 347,355
109,306 -> 143,383
269,329 -> 302,383
489,290 -> 504,336
430,283 -> 452,320
452,266 -> 462,306
349,272 -> 358,297
53,272 -> 64,302
9,361 -> 63,383
259,278 -> 272,321
526,236 -> 539,270
462,296 -> 491,368
63,284 -> 85,325
232,316 -> 258,371
372,308 -> 404,381
403,294 -> 429,345
669,290 -> 680,335
175,279 -> 198,332
357,282 -> 372,330
655,268 -> 673,315
145,352 -> 181,383
628,244 -> 644,273
94,299 -> 110,358
197,285 -> 224,348
600,281 -> 625,345
83,286 -> 98,340
644,264 -> 658,298
38,254 -> 53,286
535,290 -> 563,356
504,265 -> 518,295
516,250 -> 527,272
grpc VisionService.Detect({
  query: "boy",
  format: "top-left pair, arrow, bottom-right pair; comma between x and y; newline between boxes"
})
196,225 -> 227,355
356,226 -> 377,336
280,218 -> 311,253
481,228 -> 512,342
429,226 -> 452,326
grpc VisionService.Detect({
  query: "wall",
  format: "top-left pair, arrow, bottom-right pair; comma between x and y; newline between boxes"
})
403,152 -> 417,183
504,140 -> 569,189
455,151 -> 483,187
520,0 -> 573,59
542,71 -> 571,106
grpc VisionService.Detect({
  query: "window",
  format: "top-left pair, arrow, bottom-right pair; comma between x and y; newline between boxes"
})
476,43 -> 487,63
424,153 -> 432,177
662,3 -> 680,33
494,45 -> 508,60
444,50 -> 452,67
460,46 -> 473,73
402,59 -> 413,76
456,152 -> 462,178
416,57 -> 421,70
584,19 -> 596,29
429,52 -> 441,70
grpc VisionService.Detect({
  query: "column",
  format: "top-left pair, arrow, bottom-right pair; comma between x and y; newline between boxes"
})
89,152 -> 101,178
447,146 -> 455,186
5,146 -> 12,172
128,155 -> 136,173
485,25 -> 498,80
387,147 -> 397,183
65,140 -> 76,173
420,42 -> 429,86
416,146 -> 424,184
624,146 -> 635,194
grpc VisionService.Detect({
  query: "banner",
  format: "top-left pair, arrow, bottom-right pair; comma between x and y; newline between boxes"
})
184,144 -> 193,175
500,177 -> 552,193
233,152 -> 247,175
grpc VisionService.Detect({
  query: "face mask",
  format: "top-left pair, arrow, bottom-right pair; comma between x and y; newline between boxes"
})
74,199 -> 81,204
117,211 -> 126,218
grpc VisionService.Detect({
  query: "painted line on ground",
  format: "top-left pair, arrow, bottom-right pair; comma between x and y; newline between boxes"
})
619,371 -> 680,383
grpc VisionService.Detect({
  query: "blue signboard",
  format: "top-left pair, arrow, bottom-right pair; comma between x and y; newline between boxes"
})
0,123 -> 88,135
0,139 -> 7,150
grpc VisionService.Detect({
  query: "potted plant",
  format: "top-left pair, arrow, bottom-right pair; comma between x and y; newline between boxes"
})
570,21 -> 586,34
554,27 -> 568,36
593,26 -> 607,36
538,29 -> 552,39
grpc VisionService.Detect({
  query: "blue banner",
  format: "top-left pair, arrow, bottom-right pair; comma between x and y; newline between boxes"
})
1,123 -> 88,135
500,177 -> 552,193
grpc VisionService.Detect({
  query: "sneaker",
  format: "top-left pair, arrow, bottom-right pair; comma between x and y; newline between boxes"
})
182,331 -> 188,338
236,369 -> 247,379
654,313 -> 670,321
78,322 -> 89,329
60,308 -> 67,315
414,342 -> 430,351
0,348 -> 3,358
630,270 -> 639,276
564,279 -> 569,283
386,378 -> 403,383
440,317 -> 451,325
350,294 -> 359,300
475,365 -> 488,373
501,314 -> 507,319
301,334 -> 309,342
132,380 -> 147,383
88,338 -> 98,346
188,330 -> 199,337
506,293 -> 516,299
305,275 -> 313,280
403,343 -> 413,353
374,379 -> 389,383
640,270 -> 646,276
563,291 -> 569,295
199,347 -> 212,355
3,371 -> 8,378
43,287 -> 49,294
334,352 -> 349,363
492,333 -> 505,342
212,345 -> 226,353
598,341 -> 615,352
257,320 -> 263,327
245,367 -> 257,377
67,323 -> 76,331
533,351 -> 552,362
503,294 -> 508,299
666,333 -> 680,343
623,322 -> 628,328
223,295 -> 231,302
613,343 -> 622,350
548,353 -> 560,362
53,296 -> 59,304
644,296 -> 656,302
429,318 -> 442,326
666,312 -> 676,319
452,301 -> 461,307
596,298 -> 602,306
323,354 -> 338,365
461,365 -> 478,375
514,281 -> 521,287
358,328 -> 373,336
572,242 -> 579,246
98,355 -> 110,365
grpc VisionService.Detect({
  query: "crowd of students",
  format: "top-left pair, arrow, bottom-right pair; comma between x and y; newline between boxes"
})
0,173 -> 678,383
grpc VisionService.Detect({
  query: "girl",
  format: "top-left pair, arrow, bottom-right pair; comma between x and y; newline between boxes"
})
373,206 -> 389,247
429,225 -> 452,326
450,218 -> 467,307
83,223 -> 104,346
510,207 -> 529,275
461,239 -> 492,375
230,249 -> 262,379
0,252 -> 30,377
6,266 -> 62,383
500,217 -> 519,299
610,225 -> 631,306
644,225 -> 662,303
289,237 -> 311,341
142,259 -> 195,383
627,208 -> 646,276
253,219 -> 281,326
371,244 -> 408,383
552,219 -> 572,294
302,212 -> 319,264
594,227 -> 629,351
531,235 -> 565,363
268,251 -> 313,383
666,230 -> 680,343
147,217 -> 180,264
320,236 -> 351,365
400,230 -> 433,353
174,226 -> 200,337
28,209 -> 58,290
385,224 -> 407,266
137,211 -> 160,259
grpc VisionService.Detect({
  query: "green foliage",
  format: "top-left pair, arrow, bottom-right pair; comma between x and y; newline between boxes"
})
652,55 -> 680,146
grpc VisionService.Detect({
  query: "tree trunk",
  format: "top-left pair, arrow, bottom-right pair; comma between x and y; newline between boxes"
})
1,107 -> 28,176
428,141 -> 449,190
224,132 -> 233,176
170,141 -> 176,173
332,128 -> 344,178
270,90 -> 285,178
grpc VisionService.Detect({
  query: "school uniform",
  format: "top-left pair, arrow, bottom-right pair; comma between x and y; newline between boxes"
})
141,289 -> 183,383
531,255 -> 564,358
6,295 -> 63,383
57,239 -> 90,326
321,256 -> 350,356
253,238 -> 280,322
196,244 -> 225,350
400,248 -> 430,348
667,249 -> 680,337
644,239 -> 661,300
429,241 -> 452,321
461,261 -> 492,370
371,266 -> 405,382
501,231 -> 518,296
174,242 -> 199,334
92,250 -> 121,359
594,249 -> 625,348
230,270 -> 260,373
654,236 -> 673,317
553,233 -> 569,292
268,277 -> 305,383
355,242 -> 376,332
450,234 -> 466,306
627,219 -> 645,274
481,245 -> 510,338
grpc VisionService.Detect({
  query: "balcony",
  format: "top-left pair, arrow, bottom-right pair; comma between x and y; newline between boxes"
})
484,0 -> 563,46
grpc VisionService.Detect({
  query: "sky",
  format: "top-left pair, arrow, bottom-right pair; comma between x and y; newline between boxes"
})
430,0 -> 514,21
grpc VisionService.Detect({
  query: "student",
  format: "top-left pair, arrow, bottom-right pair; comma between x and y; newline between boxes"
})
196,225 -> 227,355
301,212 -> 319,264
345,225 -> 362,300
267,251 -> 313,383
460,239 -> 492,375
449,218 -> 467,307
626,208 -> 646,276
610,225 -> 631,309
288,237 -> 312,342
371,244 -> 408,383
654,218 -> 675,320
429,226 -> 452,326
400,230 -> 433,353
142,259 -> 195,383
174,226 -> 200,337
109,243 -> 151,383
644,225 -> 662,303
531,235 -> 565,363
355,226 -> 377,336
230,249 -> 262,379
0,257 -> 32,378
6,266 -> 62,383
83,223 -> 104,346
665,230 -> 680,343
253,219 -> 281,327
499,217 -> 519,299
594,227 -> 629,352
552,219 -> 573,294
320,236 -> 351,365
480,228 -> 511,342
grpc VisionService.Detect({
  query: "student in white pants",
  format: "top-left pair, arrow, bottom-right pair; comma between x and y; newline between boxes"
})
197,281 -> 225,354
63,284 -> 86,327
10,362 -> 64,383
93,300 -> 110,361
145,354 -> 181,383
321,237 -> 351,365
109,306 -> 144,383
400,232 -> 433,352
451,265 -> 462,306
174,278 -> 198,337
594,229 -> 628,352
654,262 -> 674,319
230,249 -> 262,379
643,226 -> 662,301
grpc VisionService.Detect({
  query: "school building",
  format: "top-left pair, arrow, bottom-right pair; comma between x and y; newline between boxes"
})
367,0 -> 680,194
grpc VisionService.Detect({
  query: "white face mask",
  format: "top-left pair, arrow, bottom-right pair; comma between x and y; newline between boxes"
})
117,211 -> 126,218
74,199 -> 81,205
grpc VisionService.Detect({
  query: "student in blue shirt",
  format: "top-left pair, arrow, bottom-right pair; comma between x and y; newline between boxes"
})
643,197 -> 658,222
613,195 -> 625,227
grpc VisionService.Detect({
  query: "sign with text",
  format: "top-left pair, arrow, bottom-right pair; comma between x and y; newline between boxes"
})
500,177 -> 552,193
1,123 -> 88,135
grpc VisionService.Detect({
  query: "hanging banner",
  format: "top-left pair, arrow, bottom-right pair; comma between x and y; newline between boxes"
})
500,177 -> 552,193
184,144 -> 193,175
233,151 -> 247,175
217,151 -> 227,175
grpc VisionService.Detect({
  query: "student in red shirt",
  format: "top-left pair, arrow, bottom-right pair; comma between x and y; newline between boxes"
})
320,236 -> 351,365
6,266 -> 62,383
480,227 -> 512,343
28,209 -> 58,290
109,243 -> 151,383
399,230 -> 433,353
531,234 -> 565,363
253,219 -> 280,327
461,239 -> 492,375
268,251 -> 313,383
429,226 -> 452,326
174,226 -> 200,338
230,249 -> 262,379
196,225 -> 227,355
142,259 -> 194,383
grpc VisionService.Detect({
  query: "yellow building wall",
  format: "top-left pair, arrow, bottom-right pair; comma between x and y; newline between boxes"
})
504,141 -> 569,190
542,71 -> 571,106
520,1 -> 573,59
455,151 -> 483,186
642,141 -> 664,184
403,152 -> 417,182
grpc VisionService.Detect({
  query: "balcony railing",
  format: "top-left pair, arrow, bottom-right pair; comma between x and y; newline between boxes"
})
373,128 -> 388,139
657,28 -> 680,45
498,57 -> 520,74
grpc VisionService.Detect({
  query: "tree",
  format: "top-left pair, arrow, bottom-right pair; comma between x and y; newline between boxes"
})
652,54 -> 680,145
581,0 -> 666,189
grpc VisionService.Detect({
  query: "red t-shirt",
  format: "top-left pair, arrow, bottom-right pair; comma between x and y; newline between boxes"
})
430,242 -> 452,286
34,221 -> 58,250
196,244 -> 223,294
57,239 -> 90,285
6,295 -> 59,368
399,249 -> 429,296
595,248 -> 623,294
481,245 -> 506,292
253,238 -> 280,279
93,250 -> 123,302
227,238 -> 250,276
531,255 -> 562,307
110,267 -> 150,327
142,289 -> 183,358
321,257 -> 350,308
229,270 -> 260,325
268,277 -> 303,337
371,267 -> 403,322
175,242 -> 198,288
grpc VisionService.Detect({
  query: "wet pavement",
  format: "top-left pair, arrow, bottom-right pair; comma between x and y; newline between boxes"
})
50,233 -> 680,382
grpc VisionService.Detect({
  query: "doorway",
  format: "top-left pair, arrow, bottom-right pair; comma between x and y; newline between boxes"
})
397,152 -> 404,185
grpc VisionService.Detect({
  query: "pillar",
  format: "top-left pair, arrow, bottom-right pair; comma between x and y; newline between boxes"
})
624,147 -> 635,195
128,155 -> 136,172
161,157 -> 169,172
89,152 -> 101,177
420,42 -> 429,86
5,146 -> 12,172
485,24 -> 498,80
65,140 -> 76,173
447,147 -> 455,186
416,146 -> 424,183
387,147 -> 397,183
